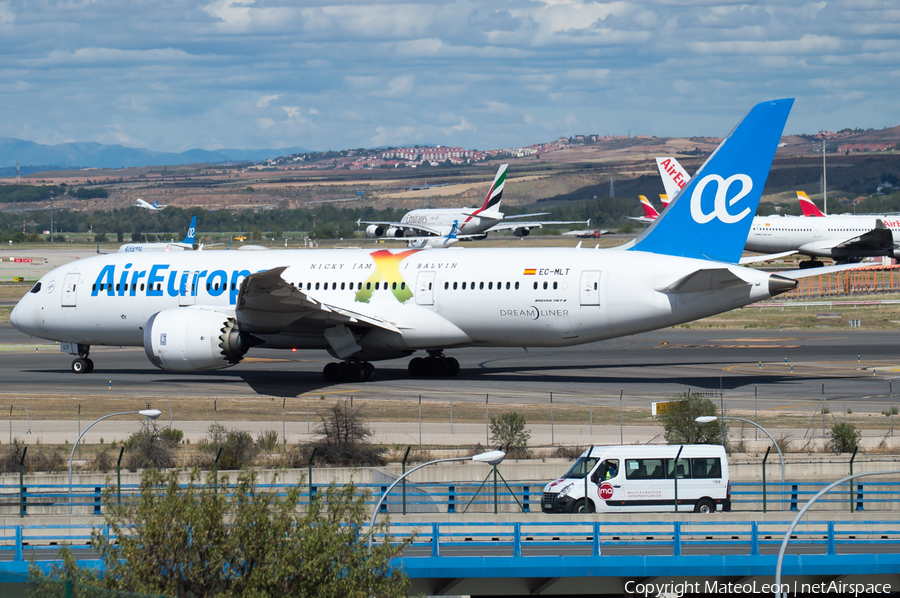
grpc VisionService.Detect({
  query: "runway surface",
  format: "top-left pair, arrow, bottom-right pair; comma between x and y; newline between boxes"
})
2,324 -> 899,414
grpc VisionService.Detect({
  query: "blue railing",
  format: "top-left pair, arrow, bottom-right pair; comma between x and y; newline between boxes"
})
2,479 -> 899,515
3,519 -> 899,562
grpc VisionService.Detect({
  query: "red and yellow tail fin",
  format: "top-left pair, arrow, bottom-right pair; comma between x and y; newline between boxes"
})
797,191 -> 824,217
639,195 -> 660,219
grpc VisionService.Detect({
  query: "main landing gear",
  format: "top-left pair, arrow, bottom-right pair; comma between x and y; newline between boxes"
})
408,351 -> 460,378
798,259 -> 825,269
322,360 -> 375,383
71,344 -> 94,374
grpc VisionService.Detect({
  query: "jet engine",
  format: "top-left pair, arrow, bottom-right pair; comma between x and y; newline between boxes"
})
385,227 -> 405,238
513,227 -> 531,237
143,307 -> 254,372
366,225 -> 384,238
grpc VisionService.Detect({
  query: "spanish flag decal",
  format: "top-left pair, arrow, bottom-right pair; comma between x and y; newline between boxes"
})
524,268 -> 536,275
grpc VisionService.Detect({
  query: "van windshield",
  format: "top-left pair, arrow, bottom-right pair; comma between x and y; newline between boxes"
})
563,457 -> 598,480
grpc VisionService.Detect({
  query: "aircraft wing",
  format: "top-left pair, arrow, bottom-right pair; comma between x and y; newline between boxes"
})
487,219 -> 590,232
235,267 -> 403,335
356,219 -> 444,236
503,212 -> 552,220
738,251 -> 797,264
798,221 -> 894,258
654,268 -> 750,294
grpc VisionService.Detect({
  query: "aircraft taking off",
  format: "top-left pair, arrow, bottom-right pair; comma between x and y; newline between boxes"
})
134,198 -> 167,211
118,216 -> 199,253
14,99 -> 830,383
358,164 -> 586,239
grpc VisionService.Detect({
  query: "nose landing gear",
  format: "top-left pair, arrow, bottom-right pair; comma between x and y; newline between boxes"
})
322,360 -> 375,383
408,351 -> 460,378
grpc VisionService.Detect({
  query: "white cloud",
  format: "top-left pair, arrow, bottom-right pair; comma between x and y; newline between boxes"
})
257,118 -> 274,130
256,94 -> 281,108
0,2 -> 14,25
443,116 -> 474,135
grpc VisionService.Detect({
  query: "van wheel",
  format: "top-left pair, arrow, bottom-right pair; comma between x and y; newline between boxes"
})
573,499 -> 594,514
694,498 -> 715,514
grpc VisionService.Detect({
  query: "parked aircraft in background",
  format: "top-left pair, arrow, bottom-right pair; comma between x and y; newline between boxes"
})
14,98 -> 841,384
134,198 -> 167,211
118,216 -> 200,253
628,196 -> 662,224
358,165 -> 587,240
404,220 -> 481,249
798,191 -> 825,217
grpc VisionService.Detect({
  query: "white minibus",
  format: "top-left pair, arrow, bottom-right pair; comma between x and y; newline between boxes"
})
541,445 -> 730,514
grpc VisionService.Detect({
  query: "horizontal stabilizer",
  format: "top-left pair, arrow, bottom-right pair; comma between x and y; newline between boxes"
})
739,251 -> 797,264
655,268 -> 750,294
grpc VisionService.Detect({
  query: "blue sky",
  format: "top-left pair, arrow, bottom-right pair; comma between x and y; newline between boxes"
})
1,0 -> 897,152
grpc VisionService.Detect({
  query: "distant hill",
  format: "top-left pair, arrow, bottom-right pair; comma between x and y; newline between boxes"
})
0,137 -> 308,170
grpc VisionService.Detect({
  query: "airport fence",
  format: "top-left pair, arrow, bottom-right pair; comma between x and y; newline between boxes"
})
0,454 -> 898,517
780,264 -> 900,300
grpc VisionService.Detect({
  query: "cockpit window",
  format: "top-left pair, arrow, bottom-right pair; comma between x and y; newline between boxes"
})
30,282 -> 41,294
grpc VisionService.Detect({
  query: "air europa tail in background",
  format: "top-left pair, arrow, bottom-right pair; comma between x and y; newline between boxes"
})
183,216 -> 197,246
631,98 -> 793,263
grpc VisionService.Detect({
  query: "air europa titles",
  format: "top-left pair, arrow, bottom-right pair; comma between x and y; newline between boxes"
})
90,263 -> 252,306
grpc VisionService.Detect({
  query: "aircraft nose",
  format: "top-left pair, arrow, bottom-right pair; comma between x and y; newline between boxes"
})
9,304 -> 20,331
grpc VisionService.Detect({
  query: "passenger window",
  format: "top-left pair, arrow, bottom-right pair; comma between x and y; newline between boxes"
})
116,284 -> 120,291
625,459 -> 665,480
691,458 -> 722,479
506,282 -> 510,290
375,282 -> 380,290
543,281 -> 548,290
158,284 -> 162,291
401,282 -> 406,290
479,282 -> 484,290
515,282 -> 519,290
366,282 -> 372,290
594,282 -> 597,290
453,282 -> 458,290
444,282 -> 449,290
92,284 -> 96,291
428,283 -> 432,290
31,282 -> 42,293
307,283 -> 312,290
470,282 -> 474,290
488,282 -> 493,290
392,282 -> 397,290
533,282 -> 537,290
142,284 -> 146,291
315,282 -> 320,290
462,282 -> 467,290
667,458 -> 690,479
341,282 -> 345,290
553,281 -> 558,290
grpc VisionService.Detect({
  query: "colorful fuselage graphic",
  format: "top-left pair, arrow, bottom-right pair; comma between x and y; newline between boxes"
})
355,249 -> 422,303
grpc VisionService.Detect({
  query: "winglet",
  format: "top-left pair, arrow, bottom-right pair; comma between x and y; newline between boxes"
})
797,191 -> 825,217
632,99 -> 794,263
479,164 -> 508,211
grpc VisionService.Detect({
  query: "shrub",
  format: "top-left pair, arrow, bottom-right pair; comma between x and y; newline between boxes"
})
313,401 -> 386,466
256,430 -> 279,452
159,428 -> 184,444
489,411 -> 530,458
0,439 -> 65,473
829,422 -> 861,453
657,393 -> 726,445
123,424 -> 176,471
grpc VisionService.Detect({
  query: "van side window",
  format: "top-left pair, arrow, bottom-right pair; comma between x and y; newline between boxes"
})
667,458 -> 691,479
592,459 -> 619,482
692,458 -> 722,479
625,458 -> 665,480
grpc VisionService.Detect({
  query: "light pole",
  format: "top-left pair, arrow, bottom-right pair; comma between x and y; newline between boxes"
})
69,409 -> 162,513
368,450 -> 505,549
696,415 -> 785,510
774,469 -> 900,597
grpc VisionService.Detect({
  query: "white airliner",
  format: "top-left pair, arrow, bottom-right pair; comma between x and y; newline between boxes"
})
12,98 -> 832,382
118,216 -> 199,253
404,220 -> 482,249
134,198 -> 167,211
358,164 -> 587,240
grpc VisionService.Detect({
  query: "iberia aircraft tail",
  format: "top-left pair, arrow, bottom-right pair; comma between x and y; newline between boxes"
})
639,196 -> 660,219
660,194 -> 670,208
632,98 -> 794,263
478,164 -> 508,211
797,191 -> 825,217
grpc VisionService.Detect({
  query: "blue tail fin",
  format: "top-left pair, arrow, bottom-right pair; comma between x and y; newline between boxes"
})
448,220 -> 459,240
183,216 -> 197,245
631,98 -> 793,263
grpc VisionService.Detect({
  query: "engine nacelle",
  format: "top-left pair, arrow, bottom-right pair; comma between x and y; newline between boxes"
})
513,227 -> 531,237
366,224 -> 385,238
385,227 -> 405,238
143,307 -> 250,372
